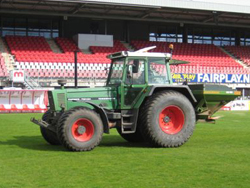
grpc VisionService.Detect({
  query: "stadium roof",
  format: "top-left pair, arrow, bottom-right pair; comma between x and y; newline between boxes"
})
1,0 -> 250,28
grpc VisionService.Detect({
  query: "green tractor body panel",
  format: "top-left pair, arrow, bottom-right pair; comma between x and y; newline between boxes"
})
49,87 -> 118,111
49,85 -> 153,111
66,87 -> 118,110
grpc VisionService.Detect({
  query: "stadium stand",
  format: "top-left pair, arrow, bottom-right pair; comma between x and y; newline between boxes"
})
131,41 -> 241,67
131,40 -> 250,74
0,54 -> 8,77
55,37 -> 79,53
170,65 -> 250,74
224,46 -> 250,67
4,36 -> 113,79
3,36 -> 250,81
90,40 -> 127,54
5,36 -> 111,63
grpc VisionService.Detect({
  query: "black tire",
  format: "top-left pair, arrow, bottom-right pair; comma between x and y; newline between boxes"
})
116,123 -> 144,142
40,110 -> 61,145
139,91 -> 195,147
57,107 -> 103,151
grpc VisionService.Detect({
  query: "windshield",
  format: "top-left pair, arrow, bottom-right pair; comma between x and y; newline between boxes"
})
107,58 -> 124,85
148,57 -> 170,84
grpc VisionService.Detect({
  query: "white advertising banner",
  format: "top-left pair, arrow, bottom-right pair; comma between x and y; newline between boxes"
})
0,90 -> 48,113
230,100 -> 250,111
12,70 -> 25,83
222,100 -> 250,111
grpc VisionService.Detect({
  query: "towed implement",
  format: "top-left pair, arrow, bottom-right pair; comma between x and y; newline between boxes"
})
31,46 -> 240,151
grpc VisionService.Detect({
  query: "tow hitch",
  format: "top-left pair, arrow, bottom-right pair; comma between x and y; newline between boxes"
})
30,118 -> 56,133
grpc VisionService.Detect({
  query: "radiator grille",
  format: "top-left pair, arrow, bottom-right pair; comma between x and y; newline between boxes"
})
57,93 -> 66,108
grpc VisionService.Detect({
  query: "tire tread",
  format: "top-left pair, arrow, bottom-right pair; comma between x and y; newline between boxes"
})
40,110 -> 61,145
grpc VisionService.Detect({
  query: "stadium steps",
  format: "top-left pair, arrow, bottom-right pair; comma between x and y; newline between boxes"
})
23,73 -> 41,89
0,38 -> 16,71
219,46 -> 249,68
46,39 -> 62,53
121,41 -> 135,51
0,38 -> 7,53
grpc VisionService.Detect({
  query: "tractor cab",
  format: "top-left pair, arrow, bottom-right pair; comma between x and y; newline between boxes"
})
106,48 -> 173,87
105,48 -> 174,109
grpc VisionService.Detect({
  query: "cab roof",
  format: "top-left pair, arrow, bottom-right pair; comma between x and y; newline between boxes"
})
107,46 -> 172,60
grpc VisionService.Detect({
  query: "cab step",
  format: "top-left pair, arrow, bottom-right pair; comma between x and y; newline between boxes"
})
121,109 -> 139,134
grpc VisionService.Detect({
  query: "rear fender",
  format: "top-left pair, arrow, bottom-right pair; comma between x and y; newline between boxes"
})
148,85 -> 197,104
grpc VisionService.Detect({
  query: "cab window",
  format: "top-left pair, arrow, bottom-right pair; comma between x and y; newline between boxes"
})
107,58 -> 124,85
148,57 -> 169,84
125,59 -> 145,85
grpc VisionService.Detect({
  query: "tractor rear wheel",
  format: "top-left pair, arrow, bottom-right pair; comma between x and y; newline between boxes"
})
139,91 -> 195,147
57,107 -> 103,151
40,110 -> 61,145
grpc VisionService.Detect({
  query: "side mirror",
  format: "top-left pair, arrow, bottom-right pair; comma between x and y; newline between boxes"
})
132,60 -> 139,73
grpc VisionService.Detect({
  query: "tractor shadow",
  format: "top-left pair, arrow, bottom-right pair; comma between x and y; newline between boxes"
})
100,135 -> 150,148
0,135 -> 150,151
0,136 -> 65,152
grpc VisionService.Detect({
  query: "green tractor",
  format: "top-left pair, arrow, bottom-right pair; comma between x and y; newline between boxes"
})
31,46 -> 240,151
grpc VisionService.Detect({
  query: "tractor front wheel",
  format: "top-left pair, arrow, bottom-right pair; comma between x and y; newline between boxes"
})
40,110 -> 61,145
57,107 -> 103,151
139,91 -> 195,147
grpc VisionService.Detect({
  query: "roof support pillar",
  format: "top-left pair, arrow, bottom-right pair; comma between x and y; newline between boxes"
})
235,30 -> 240,46
182,25 -> 188,43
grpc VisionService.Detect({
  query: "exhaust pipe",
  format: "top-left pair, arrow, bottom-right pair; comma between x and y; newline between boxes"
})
74,50 -> 79,88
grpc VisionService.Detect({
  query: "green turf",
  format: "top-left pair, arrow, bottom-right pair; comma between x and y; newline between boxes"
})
0,111 -> 249,188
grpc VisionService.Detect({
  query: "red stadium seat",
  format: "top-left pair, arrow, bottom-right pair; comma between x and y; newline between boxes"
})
0,104 -> 6,111
22,104 -> 30,111
10,104 -> 18,111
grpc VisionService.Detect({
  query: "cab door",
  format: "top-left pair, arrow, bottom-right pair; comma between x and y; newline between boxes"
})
121,58 -> 147,109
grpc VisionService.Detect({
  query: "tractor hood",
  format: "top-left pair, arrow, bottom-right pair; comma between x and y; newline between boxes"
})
48,86 -> 118,111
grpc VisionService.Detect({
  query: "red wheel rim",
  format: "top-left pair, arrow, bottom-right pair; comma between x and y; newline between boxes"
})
71,118 -> 94,142
159,105 -> 185,135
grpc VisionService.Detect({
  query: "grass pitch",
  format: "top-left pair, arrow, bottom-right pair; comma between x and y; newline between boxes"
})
0,111 -> 249,188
